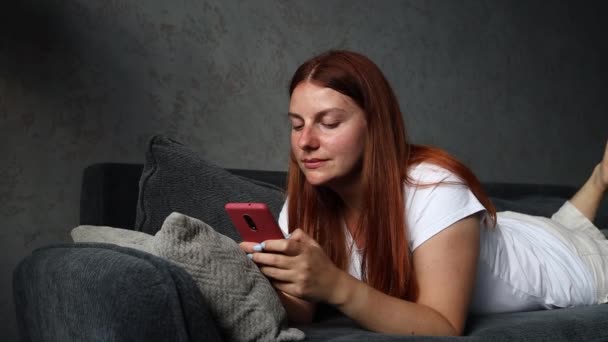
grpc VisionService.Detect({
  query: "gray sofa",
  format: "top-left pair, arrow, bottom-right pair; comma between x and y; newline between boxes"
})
13,136 -> 608,341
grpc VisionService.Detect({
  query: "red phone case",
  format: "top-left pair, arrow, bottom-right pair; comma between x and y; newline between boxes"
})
224,202 -> 285,242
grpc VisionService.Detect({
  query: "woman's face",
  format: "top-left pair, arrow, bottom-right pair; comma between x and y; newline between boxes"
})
289,82 -> 367,189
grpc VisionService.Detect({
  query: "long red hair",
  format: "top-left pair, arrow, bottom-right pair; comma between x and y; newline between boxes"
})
286,50 -> 496,301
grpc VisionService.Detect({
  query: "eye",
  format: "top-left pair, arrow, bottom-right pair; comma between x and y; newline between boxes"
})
321,122 -> 339,129
291,122 -> 304,131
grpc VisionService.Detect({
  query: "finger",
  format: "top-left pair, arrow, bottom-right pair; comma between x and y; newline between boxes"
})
259,266 -> 295,282
251,251 -> 291,269
261,239 -> 302,256
239,241 -> 258,253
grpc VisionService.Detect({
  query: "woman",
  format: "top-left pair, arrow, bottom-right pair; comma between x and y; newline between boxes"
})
240,50 -> 608,336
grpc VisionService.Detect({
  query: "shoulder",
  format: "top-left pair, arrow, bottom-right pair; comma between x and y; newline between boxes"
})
404,162 -> 472,217
404,162 -> 486,251
406,162 -> 463,185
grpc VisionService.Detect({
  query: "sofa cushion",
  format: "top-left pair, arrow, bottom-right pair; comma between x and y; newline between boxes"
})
70,213 -> 305,341
490,196 -> 566,217
155,212 -> 304,341
135,135 -> 285,238
296,303 -> 608,341
14,243 -> 223,342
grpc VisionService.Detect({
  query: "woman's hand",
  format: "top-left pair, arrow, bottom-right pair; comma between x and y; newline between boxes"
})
239,229 -> 345,304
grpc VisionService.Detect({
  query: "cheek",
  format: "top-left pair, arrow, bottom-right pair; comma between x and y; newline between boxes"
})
290,133 -> 299,151
325,133 -> 365,159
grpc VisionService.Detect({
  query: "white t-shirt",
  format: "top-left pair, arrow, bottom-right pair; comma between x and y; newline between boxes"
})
277,163 -> 597,314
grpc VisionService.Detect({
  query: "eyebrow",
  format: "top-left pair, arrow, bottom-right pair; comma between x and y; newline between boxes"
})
288,108 -> 347,119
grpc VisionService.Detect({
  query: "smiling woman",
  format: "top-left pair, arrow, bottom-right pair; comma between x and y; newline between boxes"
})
239,50 -> 608,336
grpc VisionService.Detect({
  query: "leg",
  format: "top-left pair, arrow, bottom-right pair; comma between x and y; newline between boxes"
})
569,140 -> 608,223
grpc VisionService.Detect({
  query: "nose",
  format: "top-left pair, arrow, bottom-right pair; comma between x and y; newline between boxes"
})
297,125 -> 320,151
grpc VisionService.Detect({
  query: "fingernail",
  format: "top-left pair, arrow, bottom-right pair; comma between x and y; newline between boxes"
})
246,253 -> 253,259
253,243 -> 263,252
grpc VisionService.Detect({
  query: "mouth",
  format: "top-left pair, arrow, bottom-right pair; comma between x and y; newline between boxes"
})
302,158 -> 328,169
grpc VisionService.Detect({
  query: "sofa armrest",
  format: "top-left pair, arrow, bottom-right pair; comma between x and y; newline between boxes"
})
13,243 -> 222,342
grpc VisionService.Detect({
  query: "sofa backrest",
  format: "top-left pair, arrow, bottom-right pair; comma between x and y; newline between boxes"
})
80,163 -> 581,229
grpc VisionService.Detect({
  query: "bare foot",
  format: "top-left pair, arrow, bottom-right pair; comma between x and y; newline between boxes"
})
593,139 -> 608,192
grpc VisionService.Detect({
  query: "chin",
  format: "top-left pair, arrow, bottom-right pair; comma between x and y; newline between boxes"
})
303,166 -> 362,191
304,175 -> 330,187
302,170 -> 333,187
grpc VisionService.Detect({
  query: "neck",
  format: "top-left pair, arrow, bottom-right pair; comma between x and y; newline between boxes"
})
330,174 -> 364,209
329,175 -> 365,235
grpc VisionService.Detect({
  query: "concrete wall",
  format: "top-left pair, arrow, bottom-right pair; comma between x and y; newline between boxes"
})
1,1 -> 606,340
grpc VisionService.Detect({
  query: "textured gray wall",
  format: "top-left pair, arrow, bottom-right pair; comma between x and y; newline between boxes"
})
1,0 -> 607,340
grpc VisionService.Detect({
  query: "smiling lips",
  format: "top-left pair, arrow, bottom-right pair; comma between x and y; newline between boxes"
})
302,158 -> 328,169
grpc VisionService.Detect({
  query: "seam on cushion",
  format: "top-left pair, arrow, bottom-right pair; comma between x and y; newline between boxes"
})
136,135 -> 161,231
164,262 -> 221,341
166,269 -> 199,341
158,140 -> 171,227
153,136 -> 188,231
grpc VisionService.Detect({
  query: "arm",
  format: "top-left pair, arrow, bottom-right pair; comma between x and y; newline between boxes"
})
334,215 -> 480,335
277,290 -> 316,324
250,215 -> 480,336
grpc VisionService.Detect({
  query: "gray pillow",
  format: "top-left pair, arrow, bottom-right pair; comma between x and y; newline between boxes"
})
156,212 -> 304,341
71,213 -> 305,342
134,135 -> 285,239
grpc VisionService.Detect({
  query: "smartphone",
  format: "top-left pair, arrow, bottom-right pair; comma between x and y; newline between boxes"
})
224,202 -> 285,243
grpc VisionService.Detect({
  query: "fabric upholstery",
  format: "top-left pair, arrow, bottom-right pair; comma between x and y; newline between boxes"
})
71,225 -> 155,253
83,161 -> 608,232
134,135 -> 285,239
297,304 -> 608,341
55,143 -> 608,342
13,243 -> 222,342
71,213 -> 305,341
155,212 -> 304,341
15,242 -> 608,342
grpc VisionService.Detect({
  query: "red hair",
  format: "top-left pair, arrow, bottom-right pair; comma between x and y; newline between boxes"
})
286,50 -> 496,301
